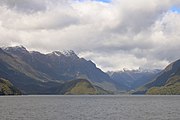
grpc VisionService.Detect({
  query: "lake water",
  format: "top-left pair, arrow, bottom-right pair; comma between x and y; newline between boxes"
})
0,95 -> 179,120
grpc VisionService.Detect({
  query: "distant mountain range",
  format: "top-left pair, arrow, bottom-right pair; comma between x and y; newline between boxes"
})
0,46 -> 116,94
134,59 -> 180,95
108,69 -> 160,91
0,46 -> 179,95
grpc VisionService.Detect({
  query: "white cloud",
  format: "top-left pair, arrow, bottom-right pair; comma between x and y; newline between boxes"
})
0,0 -> 180,71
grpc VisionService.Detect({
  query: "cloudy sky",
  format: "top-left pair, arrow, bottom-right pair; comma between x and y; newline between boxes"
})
0,0 -> 180,71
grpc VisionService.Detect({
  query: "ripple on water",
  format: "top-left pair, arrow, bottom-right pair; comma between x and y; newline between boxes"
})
0,95 -> 179,120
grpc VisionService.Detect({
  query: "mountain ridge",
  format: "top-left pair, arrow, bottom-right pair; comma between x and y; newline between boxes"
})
0,46 -> 117,94
134,59 -> 180,95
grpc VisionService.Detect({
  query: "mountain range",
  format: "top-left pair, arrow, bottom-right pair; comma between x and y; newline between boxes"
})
0,46 -> 179,95
108,69 -> 160,91
0,46 -> 116,94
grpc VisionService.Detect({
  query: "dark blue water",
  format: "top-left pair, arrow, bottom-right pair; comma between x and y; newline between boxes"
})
0,95 -> 179,120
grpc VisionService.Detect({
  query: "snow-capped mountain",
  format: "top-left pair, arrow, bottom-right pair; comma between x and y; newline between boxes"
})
108,68 -> 161,90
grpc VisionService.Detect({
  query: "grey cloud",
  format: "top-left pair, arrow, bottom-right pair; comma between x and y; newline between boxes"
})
0,0 -> 180,71
110,0 -> 171,34
0,1 -> 79,30
0,0 -> 47,13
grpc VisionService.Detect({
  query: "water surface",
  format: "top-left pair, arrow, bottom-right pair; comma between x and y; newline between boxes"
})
0,95 -> 179,120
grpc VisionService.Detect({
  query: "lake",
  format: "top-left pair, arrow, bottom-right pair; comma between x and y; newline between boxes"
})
0,95 -> 179,120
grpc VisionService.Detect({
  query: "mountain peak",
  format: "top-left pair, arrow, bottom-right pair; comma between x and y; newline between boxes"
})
50,50 -> 78,58
62,50 -> 78,57
4,45 -> 28,53
52,51 -> 63,56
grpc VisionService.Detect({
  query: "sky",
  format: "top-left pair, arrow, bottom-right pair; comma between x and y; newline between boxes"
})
0,0 -> 180,71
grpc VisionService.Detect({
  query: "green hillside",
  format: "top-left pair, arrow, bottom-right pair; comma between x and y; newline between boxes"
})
147,73 -> 180,95
134,59 -> 180,95
0,78 -> 21,95
61,79 -> 111,95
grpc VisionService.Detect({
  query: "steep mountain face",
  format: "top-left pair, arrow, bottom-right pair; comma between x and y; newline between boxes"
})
0,47 -> 57,94
0,46 -> 117,94
0,78 -> 21,95
108,69 -> 160,91
135,59 -> 180,95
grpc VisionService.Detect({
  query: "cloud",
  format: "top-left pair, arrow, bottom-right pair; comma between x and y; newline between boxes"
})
0,0 -> 180,71
0,0 -> 47,12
